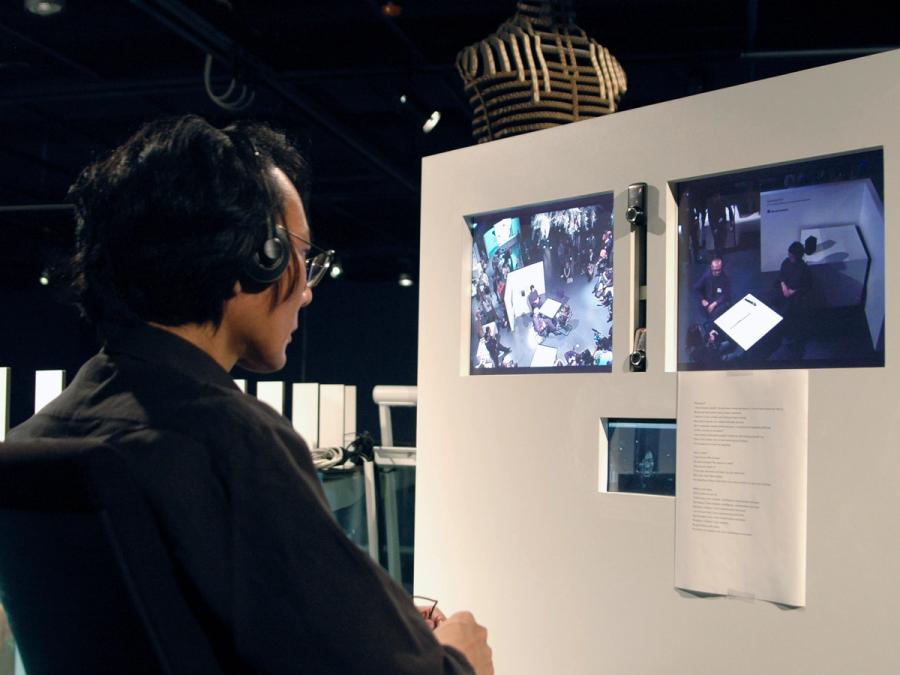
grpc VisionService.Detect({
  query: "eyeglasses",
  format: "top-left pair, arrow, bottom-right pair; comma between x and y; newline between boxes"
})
278,226 -> 335,289
412,595 -> 439,621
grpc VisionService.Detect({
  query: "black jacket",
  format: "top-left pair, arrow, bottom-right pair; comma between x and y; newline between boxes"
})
10,322 -> 471,674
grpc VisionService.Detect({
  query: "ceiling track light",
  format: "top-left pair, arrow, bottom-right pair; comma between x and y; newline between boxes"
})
397,93 -> 441,135
398,272 -> 414,287
24,0 -> 65,16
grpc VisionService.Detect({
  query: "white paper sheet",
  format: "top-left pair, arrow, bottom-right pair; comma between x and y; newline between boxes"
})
675,370 -> 808,606
530,344 -> 558,367
714,293 -> 782,351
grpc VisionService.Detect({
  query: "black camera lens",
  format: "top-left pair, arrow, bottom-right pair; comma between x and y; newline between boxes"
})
629,350 -> 646,371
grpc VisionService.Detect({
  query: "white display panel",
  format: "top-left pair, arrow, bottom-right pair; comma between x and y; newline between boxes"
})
417,51 -> 900,675
33,369 -> 65,414
292,382 -> 320,448
0,367 -> 9,441
255,380 -> 285,414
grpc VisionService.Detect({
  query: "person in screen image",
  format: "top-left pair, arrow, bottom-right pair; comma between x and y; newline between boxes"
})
527,284 -> 540,312
685,322 -> 743,367
593,336 -> 612,366
693,257 -> 732,320
776,240 -> 813,357
532,308 -> 565,338
483,326 -> 511,367
563,345 -> 581,365
707,197 -> 731,257
7,115 -> 492,674
555,302 -> 572,332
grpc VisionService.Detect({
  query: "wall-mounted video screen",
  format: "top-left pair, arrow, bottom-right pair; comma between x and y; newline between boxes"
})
467,192 -> 615,374
676,148 -> 885,371
606,419 -> 676,496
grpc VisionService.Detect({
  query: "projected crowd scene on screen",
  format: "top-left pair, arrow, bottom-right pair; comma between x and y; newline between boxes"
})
468,193 -> 615,374
677,148 -> 885,371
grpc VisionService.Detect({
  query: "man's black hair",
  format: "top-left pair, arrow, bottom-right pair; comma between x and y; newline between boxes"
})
68,114 -> 310,337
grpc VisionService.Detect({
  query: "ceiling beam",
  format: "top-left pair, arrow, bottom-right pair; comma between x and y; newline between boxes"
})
130,0 -> 417,193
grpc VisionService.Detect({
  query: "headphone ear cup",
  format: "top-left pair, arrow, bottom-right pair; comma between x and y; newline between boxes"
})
241,222 -> 290,290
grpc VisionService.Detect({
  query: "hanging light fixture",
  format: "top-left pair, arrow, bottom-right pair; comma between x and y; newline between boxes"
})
329,259 -> 344,279
455,0 -> 627,143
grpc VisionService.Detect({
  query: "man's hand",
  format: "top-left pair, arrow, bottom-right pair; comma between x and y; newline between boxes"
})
434,611 -> 493,675
706,300 -> 717,314
700,299 -> 709,308
417,604 -> 447,630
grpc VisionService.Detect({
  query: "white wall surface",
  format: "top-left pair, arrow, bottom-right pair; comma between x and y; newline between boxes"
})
416,50 -> 900,675
759,179 -> 877,272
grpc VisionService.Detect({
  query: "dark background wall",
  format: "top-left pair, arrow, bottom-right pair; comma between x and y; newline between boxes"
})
1,278 -> 419,446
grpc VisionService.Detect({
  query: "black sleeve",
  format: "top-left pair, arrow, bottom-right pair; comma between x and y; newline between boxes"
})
116,415 -> 473,675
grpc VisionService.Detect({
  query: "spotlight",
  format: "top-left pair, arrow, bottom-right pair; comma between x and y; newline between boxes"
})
24,0 -> 64,16
398,273 -> 414,288
422,110 -> 441,134
38,271 -> 50,286
397,93 -> 441,135
381,1 -> 402,17
329,261 -> 343,279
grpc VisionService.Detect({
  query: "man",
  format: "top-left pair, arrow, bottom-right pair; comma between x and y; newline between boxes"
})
779,241 -> 812,303
9,116 -> 492,674
527,284 -> 540,312
483,326 -> 511,367
693,257 -> 732,320
777,240 -> 813,350
707,197 -> 731,256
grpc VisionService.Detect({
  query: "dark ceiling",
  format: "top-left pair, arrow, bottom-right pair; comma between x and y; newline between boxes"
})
1,0 -> 896,289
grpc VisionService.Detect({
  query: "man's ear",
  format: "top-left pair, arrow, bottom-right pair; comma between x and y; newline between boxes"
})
233,280 -> 244,295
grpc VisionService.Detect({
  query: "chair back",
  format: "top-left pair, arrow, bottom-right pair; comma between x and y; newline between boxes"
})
0,438 -> 223,675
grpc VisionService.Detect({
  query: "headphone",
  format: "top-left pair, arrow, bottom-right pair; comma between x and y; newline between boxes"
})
223,128 -> 292,291
240,217 -> 291,291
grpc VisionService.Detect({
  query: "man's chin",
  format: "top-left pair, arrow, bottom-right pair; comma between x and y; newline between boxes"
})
235,353 -> 287,374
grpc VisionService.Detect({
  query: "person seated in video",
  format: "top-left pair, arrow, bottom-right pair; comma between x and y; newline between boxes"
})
555,302 -> 572,331
563,345 -> 581,365
532,307 -> 563,337
483,326 -> 511,367
685,322 -> 742,366
693,257 -> 732,320
776,240 -> 813,351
